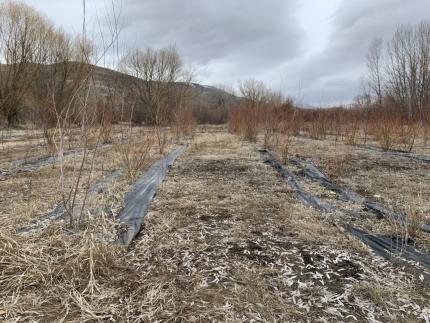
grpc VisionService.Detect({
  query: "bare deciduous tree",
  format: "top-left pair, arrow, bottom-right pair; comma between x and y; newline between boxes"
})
120,46 -> 184,123
366,37 -> 384,106
385,22 -> 430,119
120,45 -> 194,152
0,2 -> 51,125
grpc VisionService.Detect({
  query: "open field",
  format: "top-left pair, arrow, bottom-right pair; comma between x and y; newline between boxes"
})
0,125 -> 429,322
267,131 -> 430,250
2,1 -> 430,321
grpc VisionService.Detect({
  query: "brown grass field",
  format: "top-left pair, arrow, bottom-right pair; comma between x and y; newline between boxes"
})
0,125 -> 429,322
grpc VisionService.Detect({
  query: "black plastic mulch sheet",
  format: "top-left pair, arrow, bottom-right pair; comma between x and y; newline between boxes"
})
260,150 -> 333,213
18,167 -> 124,234
1,144 -> 112,179
290,158 -> 430,233
361,144 -> 430,164
260,149 -> 430,275
116,146 -> 186,246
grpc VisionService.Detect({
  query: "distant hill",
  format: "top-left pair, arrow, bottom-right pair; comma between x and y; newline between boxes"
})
88,64 -> 240,112
0,62 -> 240,125
87,64 -> 240,123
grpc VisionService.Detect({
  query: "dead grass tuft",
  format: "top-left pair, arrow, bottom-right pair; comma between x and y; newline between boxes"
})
0,211 -> 126,321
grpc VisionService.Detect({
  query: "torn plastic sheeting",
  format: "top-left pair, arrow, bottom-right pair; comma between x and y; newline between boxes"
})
344,224 -> 430,270
360,144 -> 430,164
290,158 -> 364,204
290,157 -> 430,234
260,150 -> 333,213
89,169 -> 123,194
1,144 -> 113,179
291,158 -> 404,220
364,200 -> 405,222
18,167 -> 124,235
260,149 -> 430,277
12,147 -> 83,167
18,204 -> 67,235
116,146 -> 186,246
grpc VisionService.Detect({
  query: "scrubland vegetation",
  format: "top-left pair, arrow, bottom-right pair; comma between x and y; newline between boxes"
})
0,1 -> 430,321
230,22 -> 430,154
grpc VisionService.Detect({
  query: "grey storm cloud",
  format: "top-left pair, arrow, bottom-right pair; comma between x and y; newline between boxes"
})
291,0 -> 430,105
116,0 -> 305,75
18,0 -> 430,105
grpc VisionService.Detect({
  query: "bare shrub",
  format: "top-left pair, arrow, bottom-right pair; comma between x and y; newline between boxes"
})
372,107 -> 398,151
237,79 -> 268,141
263,126 -> 277,150
280,130 -> 291,165
153,109 -> 169,155
97,100 -> 116,144
228,104 -> 259,141
345,120 -> 360,146
353,93 -> 372,144
324,153 -> 353,180
116,127 -> 154,183
309,111 -> 328,140
262,114 -> 277,150
173,106 -> 197,140
399,122 -> 419,152
290,110 -> 304,136
242,112 -> 259,142
229,79 -> 285,143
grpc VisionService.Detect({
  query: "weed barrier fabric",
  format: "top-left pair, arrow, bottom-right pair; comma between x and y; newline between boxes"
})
18,168 -> 124,235
260,150 -> 333,213
361,144 -> 430,165
0,143 -> 113,179
290,158 -> 364,204
344,224 -> 430,271
290,157 -> 430,234
116,146 -> 186,246
260,149 -> 430,278
89,169 -> 123,194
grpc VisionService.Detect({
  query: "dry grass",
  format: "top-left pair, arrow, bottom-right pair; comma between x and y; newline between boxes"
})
118,127 -> 429,321
115,128 -> 155,183
401,194 -> 429,242
0,126 -> 429,321
0,213 -> 126,321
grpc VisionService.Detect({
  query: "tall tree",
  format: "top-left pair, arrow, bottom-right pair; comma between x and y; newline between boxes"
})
0,2 -> 51,125
366,38 -> 384,106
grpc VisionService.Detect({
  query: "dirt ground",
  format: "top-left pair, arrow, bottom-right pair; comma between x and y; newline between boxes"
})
1,126 -> 430,321
268,132 -> 430,253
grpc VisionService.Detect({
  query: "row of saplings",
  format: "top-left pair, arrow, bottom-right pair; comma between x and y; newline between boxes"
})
229,101 -> 430,153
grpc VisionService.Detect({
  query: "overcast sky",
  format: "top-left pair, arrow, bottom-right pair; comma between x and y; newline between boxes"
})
20,0 -> 430,106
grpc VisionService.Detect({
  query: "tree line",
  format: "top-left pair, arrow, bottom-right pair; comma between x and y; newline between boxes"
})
366,21 -> 430,121
0,1 -> 199,132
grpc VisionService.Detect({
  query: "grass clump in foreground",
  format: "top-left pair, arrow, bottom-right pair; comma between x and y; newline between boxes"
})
0,213 -> 128,321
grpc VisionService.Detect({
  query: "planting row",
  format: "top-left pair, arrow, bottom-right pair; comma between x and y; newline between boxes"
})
17,145 -> 186,247
260,149 -> 430,281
